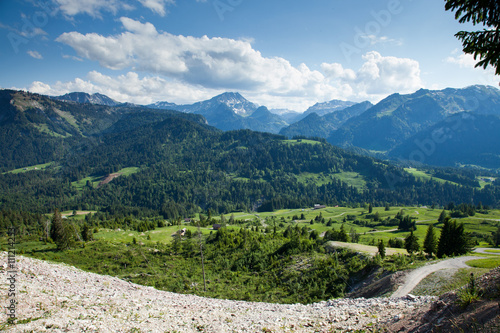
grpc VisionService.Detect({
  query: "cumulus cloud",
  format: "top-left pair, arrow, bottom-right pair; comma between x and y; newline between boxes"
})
27,50 -> 43,59
50,18 -> 424,110
445,51 -> 479,69
28,71 -> 222,105
56,17 -> 329,94
321,51 -> 423,101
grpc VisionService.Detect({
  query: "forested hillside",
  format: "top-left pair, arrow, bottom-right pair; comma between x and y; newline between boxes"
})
1,90 -> 500,219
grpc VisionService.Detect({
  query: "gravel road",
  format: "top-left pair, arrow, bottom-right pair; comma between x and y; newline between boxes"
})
391,256 -> 481,298
474,247 -> 500,255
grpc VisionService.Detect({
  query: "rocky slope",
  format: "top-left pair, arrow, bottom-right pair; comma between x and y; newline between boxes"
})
0,252 -> 435,332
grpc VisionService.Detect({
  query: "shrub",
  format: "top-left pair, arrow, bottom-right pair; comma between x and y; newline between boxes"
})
456,273 -> 482,309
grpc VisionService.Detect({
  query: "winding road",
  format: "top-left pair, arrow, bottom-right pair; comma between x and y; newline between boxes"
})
391,256 -> 481,298
391,248 -> 500,298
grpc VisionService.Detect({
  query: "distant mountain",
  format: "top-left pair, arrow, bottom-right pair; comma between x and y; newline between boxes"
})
147,92 -> 289,133
146,101 -> 177,110
149,92 -> 259,116
246,106 -> 288,133
3,89 -> 500,215
328,85 -> 500,152
183,92 -> 259,116
388,113 -> 500,169
0,89 -> 207,172
279,101 -> 373,139
294,99 -> 357,122
52,92 -> 119,106
269,109 -> 301,123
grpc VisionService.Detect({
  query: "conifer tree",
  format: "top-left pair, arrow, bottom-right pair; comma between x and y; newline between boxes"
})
437,217 -> 452,258
423,224 -> 437,256
404,229 -> 420,254
378,240 -> 386,258
50,209 -> 74,250
438,209 -> 447,223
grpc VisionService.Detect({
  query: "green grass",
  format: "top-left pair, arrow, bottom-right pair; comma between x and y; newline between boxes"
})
4,162 -> 55,174
330,171 -> 367,189
118,167 -> 140,176
466,257 -> 500,269
72,167 -> 141,190
32,123 -> 70,138
72,175 -> 104,190
94,223 -> 241,245
282,139 -> 322,145
404,168 -> 460,186
477,177 -> 497,189
485,249 -> 500,253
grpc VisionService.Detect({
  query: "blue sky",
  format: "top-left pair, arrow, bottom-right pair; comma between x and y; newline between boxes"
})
0,0 -> 498,111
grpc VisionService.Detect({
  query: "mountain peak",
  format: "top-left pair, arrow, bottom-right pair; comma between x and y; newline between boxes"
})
215,92 -> 245,100
208,92 -> 258,116
52,92 -> 118,106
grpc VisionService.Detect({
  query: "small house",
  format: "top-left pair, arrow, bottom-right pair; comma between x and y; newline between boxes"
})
213,224 -> 222,230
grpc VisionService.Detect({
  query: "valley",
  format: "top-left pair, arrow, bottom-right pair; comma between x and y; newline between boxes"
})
1,87 -> 500,331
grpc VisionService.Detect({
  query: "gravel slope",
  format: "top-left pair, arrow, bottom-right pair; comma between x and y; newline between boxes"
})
0,252 -> 436,332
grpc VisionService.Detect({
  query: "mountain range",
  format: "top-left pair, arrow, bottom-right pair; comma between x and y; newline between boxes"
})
50,85 -> 500,170
2,88 -> 500,216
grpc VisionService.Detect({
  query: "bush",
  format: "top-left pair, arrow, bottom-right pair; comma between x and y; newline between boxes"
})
456,273 -> 482,309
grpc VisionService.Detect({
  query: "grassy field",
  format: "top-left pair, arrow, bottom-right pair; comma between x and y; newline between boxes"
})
404,168 -> 460,186
87,205 -> 500,251
466,257 -> 500,269
282,139 -> 322,145
331,171 -> 367,189
3,162 -> 55,174
72,167 -> 141,191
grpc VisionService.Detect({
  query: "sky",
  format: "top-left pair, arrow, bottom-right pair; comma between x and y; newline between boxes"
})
0,0 -> 498,111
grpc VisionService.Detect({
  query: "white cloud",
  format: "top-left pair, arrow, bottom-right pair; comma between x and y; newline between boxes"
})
56,17 -> 330,95
53,0 -> 122,17
50,18 -> 424,110
62,54 -> 83,61
443,50 -> 499,87
52,0 -> 175,17
28,71 -> 222,105
445,51 -> 479,69
321,51 -> 423,101
359,34 -> 403,46
137,0 -> 174,16
27,50 -> 43,59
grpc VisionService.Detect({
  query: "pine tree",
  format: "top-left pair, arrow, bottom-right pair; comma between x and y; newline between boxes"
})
81,223 -> 93,242
423,224 -> 437,256
437,217 -> 452,258
378,240 -> 386,258
437,217 -> 470,257
405,229 -> 420,254
495,225 -> 500,247
438,210 -> 447,223
49,209 -> 74,250
339,224 -> 349,242
368,204 -> 373,214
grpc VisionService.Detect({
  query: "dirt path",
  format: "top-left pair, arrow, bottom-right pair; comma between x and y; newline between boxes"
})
391,256 -> 482,298
474,248 -> 500,255
325,241 -> 406,256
